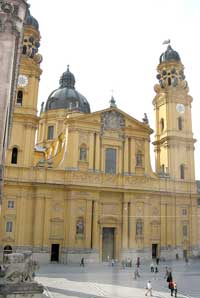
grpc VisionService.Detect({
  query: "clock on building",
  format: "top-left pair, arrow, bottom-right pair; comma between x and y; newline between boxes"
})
18,75 -> 29,87
176,103 -> 185,114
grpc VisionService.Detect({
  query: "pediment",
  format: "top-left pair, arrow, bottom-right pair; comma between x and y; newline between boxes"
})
68,107 -> 153,134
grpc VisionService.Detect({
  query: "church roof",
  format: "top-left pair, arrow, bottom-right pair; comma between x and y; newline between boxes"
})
45,66 -> 90,114
159,45 -> 181,64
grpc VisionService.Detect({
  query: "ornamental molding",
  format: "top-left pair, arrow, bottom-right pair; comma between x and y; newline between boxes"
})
101,110 -> 125,133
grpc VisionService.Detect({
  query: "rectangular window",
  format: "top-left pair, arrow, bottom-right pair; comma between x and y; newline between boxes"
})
182,208 -> 187,216
105,148 -> 116,174
8,201 -> 14,209
47,126 -> 54,140
6,221 -> 13,232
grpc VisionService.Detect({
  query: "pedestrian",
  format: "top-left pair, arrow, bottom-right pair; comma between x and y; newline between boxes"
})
80,257 -> 84,267
133,268 -> 138,280
167,272 -> 173,283
169,280 -> 174,296
173,281 -> 177,298
164,266 -> 169,279
111,259 -> 115,267
155,266 -> 158,273
150,262 -> 154,273
156,257 -> 159,265
145,280 -> 153,296
121,259 -> 125,269
136,256 -> 140,268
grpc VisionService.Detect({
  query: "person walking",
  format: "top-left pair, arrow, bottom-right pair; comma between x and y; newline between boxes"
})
156,257 -> 159,265
169,280 -> 174,296
136,256 -> 140,268
145,280 -> 153,296
150,262 -> 154,273
80,257 -> 84,267
164,266 -> 169,279
173,281 -> 177,298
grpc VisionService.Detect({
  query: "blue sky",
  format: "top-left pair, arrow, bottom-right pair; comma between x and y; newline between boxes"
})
30,0 -> 200,178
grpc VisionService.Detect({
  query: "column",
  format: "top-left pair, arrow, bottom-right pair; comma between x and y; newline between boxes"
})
129,201 -> 135,248
160,203 -> 167,249
122,202 -> 128,249
85,200 -> 92,248
92,200 -> 99,249
16,196 -> 26,246
33,196 -> 45,247
89,133 -> 94,170
124,137 -> 129,174
43,197 -> 51,248
95,133 -> 100,171
130,138 -> 135,174
118,147 -> 122,174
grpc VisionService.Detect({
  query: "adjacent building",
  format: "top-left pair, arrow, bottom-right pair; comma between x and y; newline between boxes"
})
0,12 -> 199,263
0,0 -> 28,203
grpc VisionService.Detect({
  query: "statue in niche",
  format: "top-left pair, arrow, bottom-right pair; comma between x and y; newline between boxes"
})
76,218 -> 84,235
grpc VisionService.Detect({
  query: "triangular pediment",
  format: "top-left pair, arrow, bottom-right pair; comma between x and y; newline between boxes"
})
67,107 -> 153,134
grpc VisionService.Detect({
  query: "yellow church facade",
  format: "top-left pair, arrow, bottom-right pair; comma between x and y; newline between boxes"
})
0,11 -> 199,263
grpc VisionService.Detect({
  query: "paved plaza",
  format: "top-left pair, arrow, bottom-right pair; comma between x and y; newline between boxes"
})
36,259 -> 200,298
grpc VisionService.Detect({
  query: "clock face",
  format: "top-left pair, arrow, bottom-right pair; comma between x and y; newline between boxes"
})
18,75 -> 28,87
176,103 -> 185,114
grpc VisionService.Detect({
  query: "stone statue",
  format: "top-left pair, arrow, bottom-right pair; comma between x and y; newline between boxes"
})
0,252 -> 39,284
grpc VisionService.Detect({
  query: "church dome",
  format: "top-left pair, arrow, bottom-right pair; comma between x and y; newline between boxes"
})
45,67 -> 90,113
159,45 -> 181,64
26,9 -> 39,30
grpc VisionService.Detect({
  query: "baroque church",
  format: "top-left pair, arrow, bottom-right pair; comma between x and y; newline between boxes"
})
0,9 -> 199,263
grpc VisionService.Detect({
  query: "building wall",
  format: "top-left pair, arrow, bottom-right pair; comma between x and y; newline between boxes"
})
0,0 -> 28,203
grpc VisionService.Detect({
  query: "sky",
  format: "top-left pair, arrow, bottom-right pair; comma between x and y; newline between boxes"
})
30,0 -> 200,178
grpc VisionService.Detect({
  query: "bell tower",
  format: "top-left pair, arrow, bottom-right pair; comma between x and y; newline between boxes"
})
6,9 -> 42,167
153,43 -> 196,181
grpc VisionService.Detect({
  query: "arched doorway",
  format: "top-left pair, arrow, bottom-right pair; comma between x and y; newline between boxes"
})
4,245 -> 12,254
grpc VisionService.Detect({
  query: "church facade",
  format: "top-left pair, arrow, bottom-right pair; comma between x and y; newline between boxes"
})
0,10 -> 199,263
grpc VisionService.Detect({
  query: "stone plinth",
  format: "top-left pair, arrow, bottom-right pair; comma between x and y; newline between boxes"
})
0,282 -> 44,298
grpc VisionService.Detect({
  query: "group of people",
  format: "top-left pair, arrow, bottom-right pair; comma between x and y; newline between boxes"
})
145,265 -> 178,297
166,268 -> 178,297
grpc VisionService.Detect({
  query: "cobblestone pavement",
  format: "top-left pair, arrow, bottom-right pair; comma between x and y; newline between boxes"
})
36,259 -> 200,298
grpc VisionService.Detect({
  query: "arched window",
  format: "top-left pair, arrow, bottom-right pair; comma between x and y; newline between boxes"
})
76,218 -> 84,235
178,116 -> 183,130
136,151 -> 143,167
11,147 -> 18,164
180,164 -> 185,179
16,90 -> 23,105
80,147 -> 87,161
22,45 -> 27,55
136,219 -> 143,236
160,118 -> 164,132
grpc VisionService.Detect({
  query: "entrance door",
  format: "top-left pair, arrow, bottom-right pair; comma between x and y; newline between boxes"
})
152,244 -> 157,258
102,227 -> 115,261
51,244 -> 60,262
183,249 -> 187,259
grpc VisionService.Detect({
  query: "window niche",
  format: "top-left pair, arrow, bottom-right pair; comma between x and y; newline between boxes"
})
178,116 -> 183,130
160,118 -> 164,132
11,147 -> 18,164
6,221 -> 13,233
16,90 -> 23,105
136,218 -> 143,237
47,125 -> 54,140
79,145 -> 87,161
183,224 -> 188,237
136,151 -> 143,167
76,217 -> 84,238
180,164 -> 185,179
